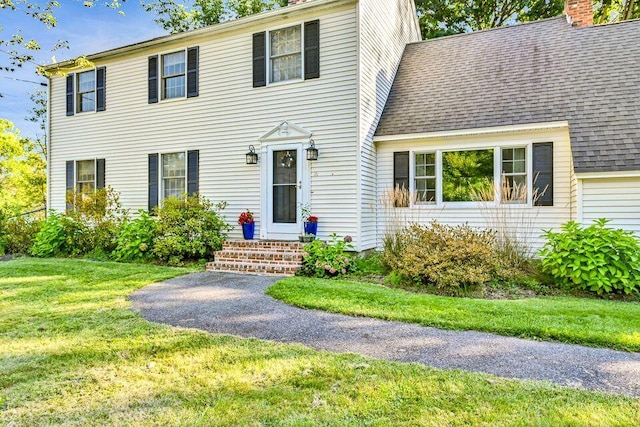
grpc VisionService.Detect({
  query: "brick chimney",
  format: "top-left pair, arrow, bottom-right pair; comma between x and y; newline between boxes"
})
288,0 -> 306,5
565,0 -> 593,26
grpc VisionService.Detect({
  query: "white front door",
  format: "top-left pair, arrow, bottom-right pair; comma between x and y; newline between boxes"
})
266,144 -> 304,240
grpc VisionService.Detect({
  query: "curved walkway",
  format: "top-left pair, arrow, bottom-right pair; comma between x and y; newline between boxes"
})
131,272 -> 640,397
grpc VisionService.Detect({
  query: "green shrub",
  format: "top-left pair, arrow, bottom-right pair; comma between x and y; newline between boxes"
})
3,215 -> 43,254
32,188 -> 127,259
297,234 -> 355,278
152,195 -> 231,266
540,219 -> 640,295
31,212 -> 78,257
383,221 -> 501,290
113,210 -> 158,262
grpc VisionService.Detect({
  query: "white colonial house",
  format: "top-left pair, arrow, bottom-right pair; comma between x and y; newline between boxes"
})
45,0 -> 640,271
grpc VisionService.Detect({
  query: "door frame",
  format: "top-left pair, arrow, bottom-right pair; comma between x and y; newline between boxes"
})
260,142 -> 310,240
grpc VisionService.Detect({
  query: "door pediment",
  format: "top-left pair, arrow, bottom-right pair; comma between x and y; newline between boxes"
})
259,121 -> 312,142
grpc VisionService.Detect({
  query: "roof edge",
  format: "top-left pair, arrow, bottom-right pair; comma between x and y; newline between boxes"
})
373,121 -> 570,142
43,0 -> 356,71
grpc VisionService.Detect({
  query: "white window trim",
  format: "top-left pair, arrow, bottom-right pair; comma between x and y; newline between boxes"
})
408,142 -> 537,209
266,21 -> 305,87
159,150 -> 188,203
158,48 -> 188,103
74,158 -> 98,192
75,68 -> 97,114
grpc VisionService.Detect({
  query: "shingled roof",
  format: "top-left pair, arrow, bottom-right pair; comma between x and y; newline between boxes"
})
375,16 -> 640,173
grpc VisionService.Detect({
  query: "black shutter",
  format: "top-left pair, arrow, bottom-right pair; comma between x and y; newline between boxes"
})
66,74 -> 74,116
304,20 -> 320,80
187,47 -> 199,98
96,159 -> 105,190
148,56 -> 159,104
96,67 -> 106,111
187,150 -> 199,196
66,161 -> 74,211
533,142 -> 553,206
148,154 -> 159,212
252,32 -> 266,87
393,151 -> 410,207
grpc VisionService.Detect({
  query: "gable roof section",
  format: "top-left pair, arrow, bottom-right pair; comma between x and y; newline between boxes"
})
375,16 -> 640,173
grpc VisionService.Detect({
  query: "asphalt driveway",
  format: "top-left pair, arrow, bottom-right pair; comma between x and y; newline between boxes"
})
131,272 -> 640,397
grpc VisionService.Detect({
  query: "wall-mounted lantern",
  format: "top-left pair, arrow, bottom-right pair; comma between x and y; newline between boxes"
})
246,145 -> 258,164
306,139 -> 318,161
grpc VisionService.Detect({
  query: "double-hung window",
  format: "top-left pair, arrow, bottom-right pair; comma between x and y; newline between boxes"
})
414,153 -> 437,203
161,152 -> 186,199
269,25 -> 302,84
501,147 -> 527,203
76,160 -> 96,193
161,51 -> 186,100
76,71 -> 96,113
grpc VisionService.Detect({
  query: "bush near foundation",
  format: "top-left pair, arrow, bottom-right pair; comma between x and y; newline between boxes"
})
540,219 -> 640,295
382,221 -> 502,290
152,196 -> 231,266
298,234 -> 355,278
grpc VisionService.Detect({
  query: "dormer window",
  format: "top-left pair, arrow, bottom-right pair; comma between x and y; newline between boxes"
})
269,25 -> 302,84
161,51 -> 186,99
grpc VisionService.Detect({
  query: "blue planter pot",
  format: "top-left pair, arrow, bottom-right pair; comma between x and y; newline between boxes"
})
242,222 -> 255,240
304,221 -> 318,236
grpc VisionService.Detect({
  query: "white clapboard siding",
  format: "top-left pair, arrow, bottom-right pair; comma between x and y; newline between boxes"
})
357,0 -> 422,250
581,177 -> 640,234
375,126 -> 576,251
49,4 -> 360,243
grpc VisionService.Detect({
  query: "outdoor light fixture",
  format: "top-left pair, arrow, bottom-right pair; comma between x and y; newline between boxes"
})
306,139 -> 318,161
246,145 -> 258,164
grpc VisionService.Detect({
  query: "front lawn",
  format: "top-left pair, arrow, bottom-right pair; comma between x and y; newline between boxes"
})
267,277 -> 640,352
2,258 -> 639,426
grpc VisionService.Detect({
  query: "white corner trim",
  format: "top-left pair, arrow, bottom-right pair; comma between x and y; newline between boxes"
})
576,178 -> 583,223
373,121 -> 570,143
575,170 -> 640,179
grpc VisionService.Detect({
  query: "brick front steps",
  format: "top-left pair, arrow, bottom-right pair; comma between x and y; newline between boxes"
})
206,240 -> 305,276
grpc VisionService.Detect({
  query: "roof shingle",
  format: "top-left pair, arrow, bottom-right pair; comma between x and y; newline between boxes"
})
375,16 -> 640,173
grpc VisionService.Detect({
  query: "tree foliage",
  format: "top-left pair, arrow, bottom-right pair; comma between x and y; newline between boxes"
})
0,119 -> 46,215
416,0 -> 564,39
594,0 -> 640,23
142,0 -> 288,34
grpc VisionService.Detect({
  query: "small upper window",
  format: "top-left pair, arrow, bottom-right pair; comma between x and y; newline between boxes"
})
161,152 -> 186,200
161,51 -> 186,99
77,71 -> 96,113
501,147 -> 527,203
76,160 -> 96,193
269,25 -> 302,83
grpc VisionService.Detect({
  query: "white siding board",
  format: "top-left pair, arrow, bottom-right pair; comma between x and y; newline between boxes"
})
357,0 -> 421,250
50,5 -> 360,243
582,177 -> 640,234
376,127 -> 575,251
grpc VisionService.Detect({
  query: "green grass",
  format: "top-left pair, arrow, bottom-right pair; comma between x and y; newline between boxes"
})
267,277 -> 640,352
1,259 -> 639,426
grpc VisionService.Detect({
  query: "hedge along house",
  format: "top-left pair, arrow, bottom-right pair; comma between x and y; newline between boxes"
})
45,0 -> 422,260
46,0 -> 640,271
375,1 -> 640,250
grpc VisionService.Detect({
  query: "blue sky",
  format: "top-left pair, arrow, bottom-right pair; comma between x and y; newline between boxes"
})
0,1 -> 166,139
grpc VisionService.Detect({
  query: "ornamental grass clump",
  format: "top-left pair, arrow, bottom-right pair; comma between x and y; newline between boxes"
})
540,219 -> 640,295
383,221 -> 501,290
